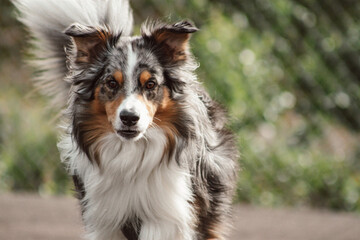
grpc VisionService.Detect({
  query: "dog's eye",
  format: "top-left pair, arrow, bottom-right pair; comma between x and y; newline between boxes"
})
107,79 -> 119,89
145,80 -> 156,90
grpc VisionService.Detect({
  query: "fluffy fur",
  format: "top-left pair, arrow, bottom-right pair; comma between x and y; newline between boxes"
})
13,0 -> 239,239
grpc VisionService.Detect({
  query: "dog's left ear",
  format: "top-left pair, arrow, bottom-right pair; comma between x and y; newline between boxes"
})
143,20 -> 198,63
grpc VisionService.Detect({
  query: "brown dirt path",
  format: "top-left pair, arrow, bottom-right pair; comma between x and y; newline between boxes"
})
1,194 -> 360,240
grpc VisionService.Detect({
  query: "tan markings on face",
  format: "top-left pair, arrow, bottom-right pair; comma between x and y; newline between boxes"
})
80,87 -> 112,165
91,87 -> 106,113
139,70 -> 152,86
80,115 -> 110,165
105,95 -> 124,124
153,88 -> 178,133
152,88 -> 180,159
113,71 -> 123,85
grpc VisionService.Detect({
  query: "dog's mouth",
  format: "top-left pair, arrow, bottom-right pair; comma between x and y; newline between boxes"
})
117,130 -> 141,139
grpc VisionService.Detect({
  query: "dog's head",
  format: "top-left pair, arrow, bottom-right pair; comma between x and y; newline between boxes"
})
64,21 -> 198,161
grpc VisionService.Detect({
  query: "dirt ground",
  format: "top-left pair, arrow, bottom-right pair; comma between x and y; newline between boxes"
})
1,194 -> 360,240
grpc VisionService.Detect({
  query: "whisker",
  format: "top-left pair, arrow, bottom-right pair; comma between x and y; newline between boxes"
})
143,134 -> 149,143
153,116 -> 162,122
150,122 -> 160,129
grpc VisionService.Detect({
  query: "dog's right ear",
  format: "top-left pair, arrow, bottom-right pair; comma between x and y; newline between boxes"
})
141,20 -> 198,64
65,23 -> 111,64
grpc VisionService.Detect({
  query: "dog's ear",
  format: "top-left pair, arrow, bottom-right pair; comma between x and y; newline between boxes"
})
143,20 -> 198,63
65,23 -> 111,64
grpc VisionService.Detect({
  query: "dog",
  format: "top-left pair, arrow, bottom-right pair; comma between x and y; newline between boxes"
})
13,0 -> 238,239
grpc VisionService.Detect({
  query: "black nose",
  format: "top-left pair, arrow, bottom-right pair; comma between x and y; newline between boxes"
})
120,110 -> 140,126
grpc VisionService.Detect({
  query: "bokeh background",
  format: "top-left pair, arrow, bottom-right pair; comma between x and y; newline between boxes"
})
1,0 -> 360,213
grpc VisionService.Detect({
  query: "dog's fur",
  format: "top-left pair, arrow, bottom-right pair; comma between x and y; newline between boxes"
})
13,0 -> 239,239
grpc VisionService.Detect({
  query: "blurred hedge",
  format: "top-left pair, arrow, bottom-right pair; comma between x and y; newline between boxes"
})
1,0 -> 360,211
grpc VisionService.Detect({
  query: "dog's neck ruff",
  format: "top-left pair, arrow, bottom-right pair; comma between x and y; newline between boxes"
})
58,127 -> 195,239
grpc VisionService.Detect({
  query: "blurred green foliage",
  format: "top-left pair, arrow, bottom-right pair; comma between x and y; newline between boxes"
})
1,0 -> 360,211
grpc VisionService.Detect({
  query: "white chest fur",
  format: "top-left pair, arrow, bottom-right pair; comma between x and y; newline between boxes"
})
58,128 -> 195,240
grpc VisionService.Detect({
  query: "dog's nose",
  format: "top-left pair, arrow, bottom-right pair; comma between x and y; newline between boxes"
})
120,110 -> 140,126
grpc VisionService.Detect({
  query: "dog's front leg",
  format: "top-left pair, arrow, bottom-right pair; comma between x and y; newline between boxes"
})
139,220 -> 192,240
86,229 -> 127,240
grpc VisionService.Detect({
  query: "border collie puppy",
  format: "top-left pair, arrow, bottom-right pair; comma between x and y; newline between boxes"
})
13,0 -> 238,239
